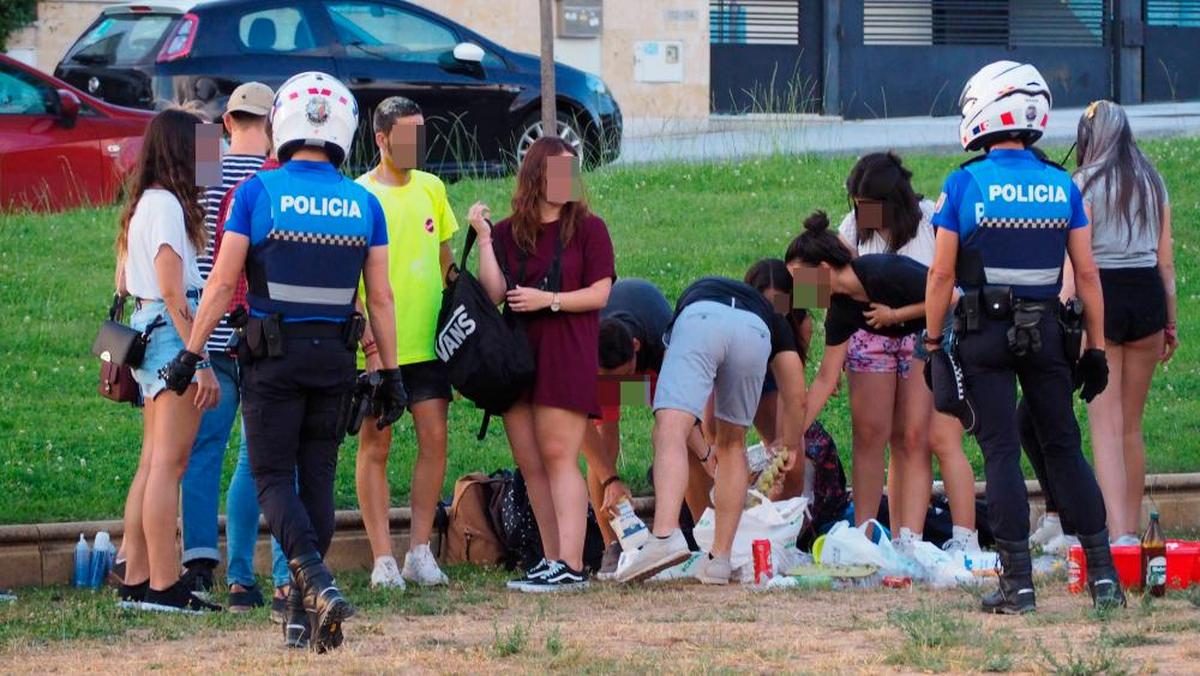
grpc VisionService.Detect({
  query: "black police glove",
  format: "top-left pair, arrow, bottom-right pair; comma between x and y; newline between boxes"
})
1076,348 -> 1109,403
159,349 -> 203,395
929,348 -> 977,434
374,368 -> 409,430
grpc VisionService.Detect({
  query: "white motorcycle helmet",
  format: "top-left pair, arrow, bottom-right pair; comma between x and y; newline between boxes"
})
270,71 -> 358,166
958,61 -> 1052,152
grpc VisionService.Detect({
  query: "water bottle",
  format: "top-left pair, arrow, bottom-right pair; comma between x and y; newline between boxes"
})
88,531 -> 113,589
72,534 -> 91,588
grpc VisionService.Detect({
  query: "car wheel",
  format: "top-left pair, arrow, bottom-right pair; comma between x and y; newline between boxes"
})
514,111 -> 586,166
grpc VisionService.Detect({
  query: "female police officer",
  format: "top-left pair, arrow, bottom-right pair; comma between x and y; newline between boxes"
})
924,61 -> 1123,614
162,72 -> 406,651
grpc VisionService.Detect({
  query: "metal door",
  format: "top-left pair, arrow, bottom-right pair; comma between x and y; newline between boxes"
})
1143,0 -> 1200,101
838,0 -> 1114,119
709,0 -> 823,114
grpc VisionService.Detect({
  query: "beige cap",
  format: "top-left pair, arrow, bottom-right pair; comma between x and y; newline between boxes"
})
225,82 -> 274,116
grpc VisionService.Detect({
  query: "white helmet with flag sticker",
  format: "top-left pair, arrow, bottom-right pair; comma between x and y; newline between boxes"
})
958,61 -> 1051,152
270,71 -> 358,166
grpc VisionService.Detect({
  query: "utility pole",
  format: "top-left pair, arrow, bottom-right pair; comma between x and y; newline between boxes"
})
539,0 -> 557,137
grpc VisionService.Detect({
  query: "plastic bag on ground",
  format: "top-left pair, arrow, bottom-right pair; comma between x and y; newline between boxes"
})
909,541 -> 977,587
693,494 -> 810,572
817,520 -> 889,569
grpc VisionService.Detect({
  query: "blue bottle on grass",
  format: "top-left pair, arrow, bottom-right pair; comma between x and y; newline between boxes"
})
88,531 -> 113,589
73,534 -> 91,588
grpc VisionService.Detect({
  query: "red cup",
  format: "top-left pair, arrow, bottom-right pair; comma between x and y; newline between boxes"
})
1110,544 -> 1142,590
752,539 -> 772,584
1166,540 -> 1200,590
1068,545 -> 1086,594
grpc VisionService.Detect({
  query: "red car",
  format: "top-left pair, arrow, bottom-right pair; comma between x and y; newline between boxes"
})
0,54 -> 153,212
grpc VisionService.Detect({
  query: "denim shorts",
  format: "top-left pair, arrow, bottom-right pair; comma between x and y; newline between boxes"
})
130,298 -> 197,400
654,301 -> 770,427
914,314 -> 957,361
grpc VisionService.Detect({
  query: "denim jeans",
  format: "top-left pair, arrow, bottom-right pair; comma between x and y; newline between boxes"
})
226,420 -> 289,588
181,352 -> 239,564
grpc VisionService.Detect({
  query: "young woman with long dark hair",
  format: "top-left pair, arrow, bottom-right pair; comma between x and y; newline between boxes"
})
838,152 -> 979,552
1058,101 -> 1176,545
467,137 -> 614,591
115,107 -> 222,612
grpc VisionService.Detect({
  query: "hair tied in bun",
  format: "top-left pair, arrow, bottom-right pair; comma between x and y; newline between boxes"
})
803,210 -> 830,233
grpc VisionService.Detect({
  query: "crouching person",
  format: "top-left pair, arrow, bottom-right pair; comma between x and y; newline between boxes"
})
617,276 -> 806,584
160,72 -> 406,651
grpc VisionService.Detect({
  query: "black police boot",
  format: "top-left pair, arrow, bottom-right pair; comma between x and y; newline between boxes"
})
981,537 -> 1036,615
288,553 -> 355,654
1078,529 -> 1126,610
283,576 -> 309,649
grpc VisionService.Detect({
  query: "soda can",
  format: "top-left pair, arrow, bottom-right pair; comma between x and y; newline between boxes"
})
1068,544 -> 1086,594
752,539 -> 772,584
882,575 -> 912,589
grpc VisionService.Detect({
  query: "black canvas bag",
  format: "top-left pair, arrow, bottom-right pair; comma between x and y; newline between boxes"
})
435,228 -> 535,433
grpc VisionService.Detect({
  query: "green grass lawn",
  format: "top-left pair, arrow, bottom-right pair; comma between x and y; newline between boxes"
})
2,140 -> 1199,524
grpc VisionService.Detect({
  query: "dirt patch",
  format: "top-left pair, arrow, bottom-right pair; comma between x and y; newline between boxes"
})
3,582 -> 1199,674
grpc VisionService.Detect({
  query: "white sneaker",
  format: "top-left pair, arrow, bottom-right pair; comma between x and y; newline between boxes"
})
402,544 -> 449,586
1044,533 -> 1080,555
942,529 -> 982,554
370,555 -> 406,589
1030,514 -> 1063,548
615,529 -> 691,583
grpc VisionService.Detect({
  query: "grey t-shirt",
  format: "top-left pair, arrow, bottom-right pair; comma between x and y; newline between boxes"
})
1074,167 -> 1168,269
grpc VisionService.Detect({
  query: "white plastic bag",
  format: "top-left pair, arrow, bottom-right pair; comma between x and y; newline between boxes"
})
818,520 -> 888,569
693,493 -> 809,571
910,541 -> 976,588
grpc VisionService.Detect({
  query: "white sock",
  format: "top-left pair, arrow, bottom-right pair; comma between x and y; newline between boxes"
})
1043,513 -> 1061,527
374,555 -> 397,566
410,543 -> 430,556
952,526 -> 974,542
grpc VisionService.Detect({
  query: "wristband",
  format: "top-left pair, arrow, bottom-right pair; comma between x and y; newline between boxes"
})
361,339 -> 377,351
600,475 -> 622,490
364,347 -> 379,358
196,360 -> 212,370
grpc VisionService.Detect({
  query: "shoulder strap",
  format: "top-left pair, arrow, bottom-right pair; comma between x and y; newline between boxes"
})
108,293 -> 126,322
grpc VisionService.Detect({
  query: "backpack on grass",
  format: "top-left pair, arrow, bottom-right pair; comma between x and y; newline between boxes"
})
442,472 -> 506,566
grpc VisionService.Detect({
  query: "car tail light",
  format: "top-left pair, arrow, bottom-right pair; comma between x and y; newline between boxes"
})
157,13 -> 199,63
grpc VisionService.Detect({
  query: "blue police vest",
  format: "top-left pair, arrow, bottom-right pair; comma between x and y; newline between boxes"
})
245,168 -> 373,321
962,157 -> 1075,300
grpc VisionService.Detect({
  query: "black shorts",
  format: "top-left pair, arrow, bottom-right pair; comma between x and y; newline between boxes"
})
400,359 -> 453,405
1100,266 -> 1167,344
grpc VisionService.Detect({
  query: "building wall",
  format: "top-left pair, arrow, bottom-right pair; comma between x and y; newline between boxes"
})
18,0 -> 709,121
415,0 -> 710,120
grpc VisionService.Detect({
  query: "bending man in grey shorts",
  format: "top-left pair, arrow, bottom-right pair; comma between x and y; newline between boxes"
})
616,276 -> 807,584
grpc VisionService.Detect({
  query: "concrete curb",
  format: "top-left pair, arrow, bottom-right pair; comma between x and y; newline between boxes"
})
0,478 -> 1195,589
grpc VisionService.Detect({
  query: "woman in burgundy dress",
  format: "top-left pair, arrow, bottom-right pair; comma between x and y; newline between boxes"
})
468,137 -> 614,591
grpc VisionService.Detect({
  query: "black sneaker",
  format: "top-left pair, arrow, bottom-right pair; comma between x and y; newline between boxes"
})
506,559 -> 552,591
180,559 -> 217,601
140,580 -> 223,614
117,580 -> 149,608
228,584 -> 265,613
519,561 -> 589,593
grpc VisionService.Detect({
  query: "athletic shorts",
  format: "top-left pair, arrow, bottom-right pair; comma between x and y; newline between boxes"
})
845,329 -> 916,378
654,301 -> 770,427
130,298 -> 197,400
1100,266 -> 1167,344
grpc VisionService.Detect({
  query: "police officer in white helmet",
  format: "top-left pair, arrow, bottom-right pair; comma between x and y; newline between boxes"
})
923,61 -> 1124,614
162,72 -> 406,650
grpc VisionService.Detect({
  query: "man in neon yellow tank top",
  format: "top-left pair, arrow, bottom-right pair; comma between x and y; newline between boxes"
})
355,97 -> 458,589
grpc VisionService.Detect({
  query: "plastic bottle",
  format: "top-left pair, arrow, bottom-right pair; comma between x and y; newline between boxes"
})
72,534 -> 91,588
609,498 -> 649,550
1141,511 -> 1166,598
88,531 -> 113,589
